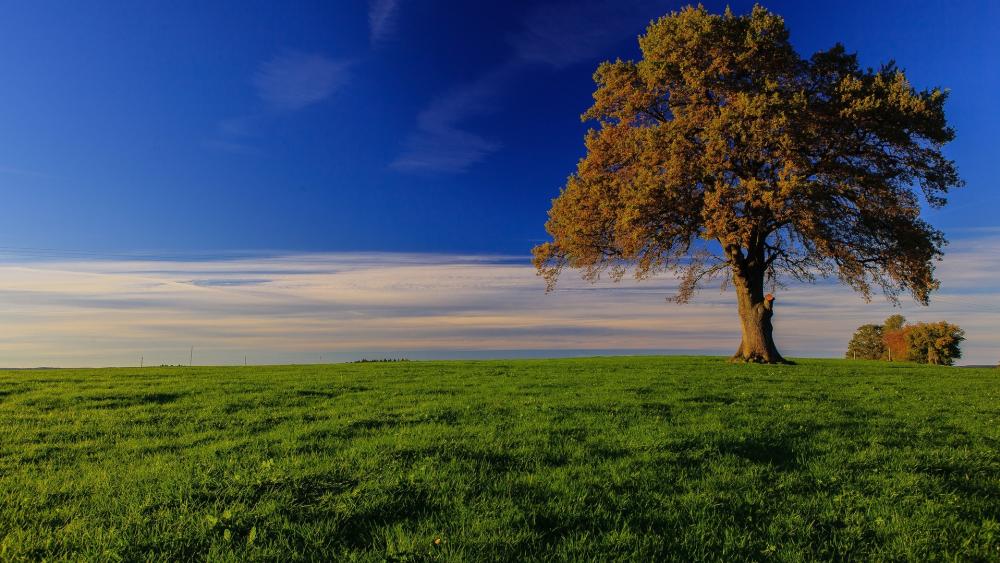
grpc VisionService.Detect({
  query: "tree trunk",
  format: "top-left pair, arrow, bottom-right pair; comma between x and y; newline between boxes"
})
730,269 -> 787,364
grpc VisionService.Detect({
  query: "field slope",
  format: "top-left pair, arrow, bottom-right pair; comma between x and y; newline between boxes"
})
1,357 -> 998,561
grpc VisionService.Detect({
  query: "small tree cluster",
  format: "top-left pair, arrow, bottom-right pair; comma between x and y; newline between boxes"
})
847,315 -> 964,365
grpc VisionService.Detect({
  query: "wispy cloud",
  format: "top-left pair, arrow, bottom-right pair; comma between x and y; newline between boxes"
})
391,64 -> 515,173
509,0 -> 664,69
392,0 -> 667,174
205,53 -> 351,154
1,235 -> 998,367
368,0 -> 401,44
254,52 -> 352,111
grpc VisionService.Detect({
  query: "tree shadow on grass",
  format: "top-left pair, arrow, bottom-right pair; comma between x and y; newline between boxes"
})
640,401 -> 674,418
678,394 -> 738,406
717,436 -> 801,471
393,444 -> 527,473
296,389 -> 339,399
295,385 -> 371,400
911,454 -> 1000,520
0,388 -> 24,401
77,392 -> 185,408
345,416 -> 402,434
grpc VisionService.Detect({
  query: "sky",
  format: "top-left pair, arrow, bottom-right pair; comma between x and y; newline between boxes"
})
1,1 -> 998,366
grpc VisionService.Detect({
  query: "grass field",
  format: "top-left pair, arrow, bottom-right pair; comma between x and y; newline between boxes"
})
0,357 -> 998,561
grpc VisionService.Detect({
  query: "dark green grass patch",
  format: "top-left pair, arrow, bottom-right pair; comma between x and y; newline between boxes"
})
0,357 -> 998,561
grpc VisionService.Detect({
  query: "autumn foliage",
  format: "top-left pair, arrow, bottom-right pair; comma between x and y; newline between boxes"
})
882,327 -> 909,362
533,5 -> 961,363
848,315 -> 964,365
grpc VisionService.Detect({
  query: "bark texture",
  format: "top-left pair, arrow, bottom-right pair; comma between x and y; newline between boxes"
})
731,272 -> 786,364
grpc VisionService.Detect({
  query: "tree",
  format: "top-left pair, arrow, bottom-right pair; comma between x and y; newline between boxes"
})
532,5 -> 961,363
846,324 -> 885,360
881,314 -> 908,361
883,314 -> 906,332
883,326 -> 909,362
905,321 -> 964,365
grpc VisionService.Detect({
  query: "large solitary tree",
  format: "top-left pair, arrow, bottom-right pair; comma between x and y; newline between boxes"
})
532,5 -> 961,363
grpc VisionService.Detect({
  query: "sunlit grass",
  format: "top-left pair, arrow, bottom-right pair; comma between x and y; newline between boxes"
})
1,357 -> 997,560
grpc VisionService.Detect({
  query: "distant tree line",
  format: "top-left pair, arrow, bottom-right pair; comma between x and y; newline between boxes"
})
351,358 -> 410,363
846,315 -> 964,365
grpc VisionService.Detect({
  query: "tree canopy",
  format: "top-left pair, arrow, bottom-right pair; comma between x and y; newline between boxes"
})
883,314 -> 907,332
846,324 -> 885,360
533,5 -> 961,362
904,321 -> 965,365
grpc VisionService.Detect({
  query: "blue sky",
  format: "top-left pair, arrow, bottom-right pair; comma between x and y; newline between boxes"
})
1,1 -> 998,366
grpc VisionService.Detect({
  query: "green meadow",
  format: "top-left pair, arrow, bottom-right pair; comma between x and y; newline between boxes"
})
0,357 -> 997,561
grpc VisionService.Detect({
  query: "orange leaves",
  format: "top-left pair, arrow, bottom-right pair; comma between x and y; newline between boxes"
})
532,4 -> 959,309
584,60 -> 652,126
883,327 -> 909,362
